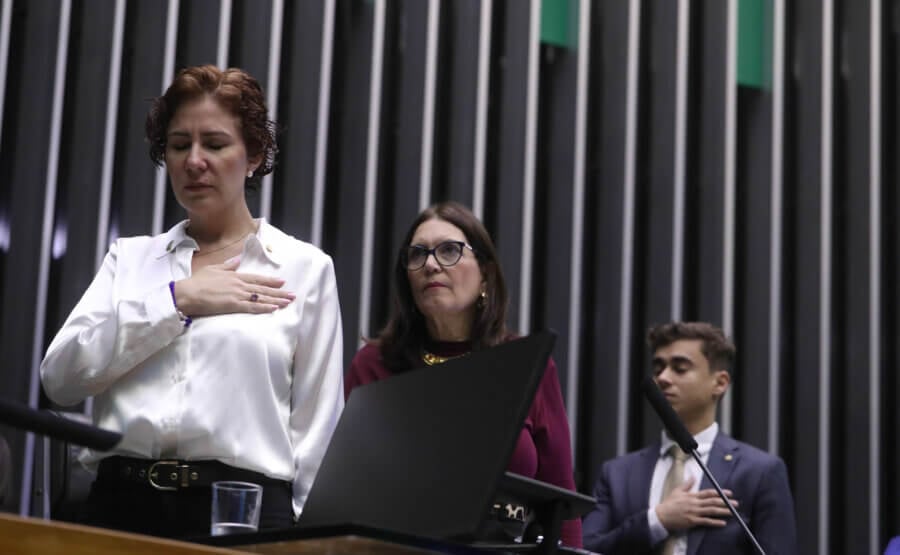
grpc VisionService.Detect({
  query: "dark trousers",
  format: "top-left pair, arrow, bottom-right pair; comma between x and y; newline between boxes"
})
82,461 -> 294,540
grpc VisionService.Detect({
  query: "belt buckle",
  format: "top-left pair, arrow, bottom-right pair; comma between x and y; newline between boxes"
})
148,460 -> 181,491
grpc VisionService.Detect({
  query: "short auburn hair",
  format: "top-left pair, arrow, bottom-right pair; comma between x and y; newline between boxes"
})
145,65 -> 277,190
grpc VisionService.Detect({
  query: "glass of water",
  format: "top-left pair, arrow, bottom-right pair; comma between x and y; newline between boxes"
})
210,481 -> 263,536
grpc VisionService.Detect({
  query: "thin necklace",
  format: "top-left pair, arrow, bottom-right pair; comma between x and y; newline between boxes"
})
192,228 -> 254,257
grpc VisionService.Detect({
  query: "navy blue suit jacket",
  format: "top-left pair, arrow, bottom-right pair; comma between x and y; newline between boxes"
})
582,432 -> 797,555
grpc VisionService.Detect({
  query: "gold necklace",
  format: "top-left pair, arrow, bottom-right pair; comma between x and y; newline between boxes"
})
193,231 -> 251,257
421,350 -> 469,366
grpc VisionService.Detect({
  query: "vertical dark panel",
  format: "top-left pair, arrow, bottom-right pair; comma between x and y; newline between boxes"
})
112,0 -> 168,239
884,0 -> 900,546
175,0 -> 219,68
433,0 -> 480,204
379,0 -> 426,237
532,42 -> 576,403
686,0 -> 724,325
734,85 -> 774,449
485,0 -> 530,333
0,0 -> 60,512
325,0 -> 375,363
272,0 -> 325,241
44,0 -> 116,358
0,8 -> 10,290
834,0 -> 876,551
635,0 -> 680,446
581,0 -> 629,489
785,0 -> 828,552
229,0 -> 272,80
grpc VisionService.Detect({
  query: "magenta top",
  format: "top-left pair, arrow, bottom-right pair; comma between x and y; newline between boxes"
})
345,340 -> 583,548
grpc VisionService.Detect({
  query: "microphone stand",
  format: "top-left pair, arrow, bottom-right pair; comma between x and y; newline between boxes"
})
687,448 -> 765,555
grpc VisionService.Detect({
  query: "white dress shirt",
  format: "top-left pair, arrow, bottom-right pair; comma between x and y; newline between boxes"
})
646,422 -> 718,554
40,219 -> 344,517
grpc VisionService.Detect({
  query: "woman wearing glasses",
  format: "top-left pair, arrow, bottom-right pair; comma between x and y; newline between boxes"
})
344,201 -> 582,548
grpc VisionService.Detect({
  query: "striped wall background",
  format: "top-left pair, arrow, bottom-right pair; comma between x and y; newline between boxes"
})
0,1 -> 895,553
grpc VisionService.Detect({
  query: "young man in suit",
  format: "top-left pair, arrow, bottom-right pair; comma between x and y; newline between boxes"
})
582,322 -> 797,554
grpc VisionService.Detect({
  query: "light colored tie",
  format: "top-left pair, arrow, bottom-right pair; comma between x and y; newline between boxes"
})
660,445 -> 690,555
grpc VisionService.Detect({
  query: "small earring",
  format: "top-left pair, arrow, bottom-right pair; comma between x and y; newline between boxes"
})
247,170 -> 254,178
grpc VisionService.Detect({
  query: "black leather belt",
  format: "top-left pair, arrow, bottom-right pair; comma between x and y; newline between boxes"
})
97,456 -> 283,492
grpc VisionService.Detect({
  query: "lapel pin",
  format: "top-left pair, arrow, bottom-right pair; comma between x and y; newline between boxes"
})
724,454 -> 733,462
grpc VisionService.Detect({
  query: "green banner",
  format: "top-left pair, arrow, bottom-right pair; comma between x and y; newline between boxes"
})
541,0 -> 575,49
737,0 -> 771,89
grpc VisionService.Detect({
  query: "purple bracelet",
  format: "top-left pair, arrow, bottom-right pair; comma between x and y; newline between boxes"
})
168,280 -> 192,328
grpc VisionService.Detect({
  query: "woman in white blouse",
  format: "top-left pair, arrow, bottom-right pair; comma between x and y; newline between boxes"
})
40,65 -> 344,538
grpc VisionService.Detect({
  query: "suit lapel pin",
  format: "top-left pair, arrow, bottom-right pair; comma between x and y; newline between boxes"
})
724,454 -> 733,462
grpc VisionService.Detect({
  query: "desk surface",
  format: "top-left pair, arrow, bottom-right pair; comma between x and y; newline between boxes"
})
0,513 -> 478,554
238,534 -> 439,554
0,512 -> 244,555
204,523 -> 489,555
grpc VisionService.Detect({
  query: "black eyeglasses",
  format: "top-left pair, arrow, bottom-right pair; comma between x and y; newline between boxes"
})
401,241 -> 476,270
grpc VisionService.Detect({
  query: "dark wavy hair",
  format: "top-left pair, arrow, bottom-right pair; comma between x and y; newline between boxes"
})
647,321 -> 736,372
145,65 -> 278,191
374,201 -> 510,372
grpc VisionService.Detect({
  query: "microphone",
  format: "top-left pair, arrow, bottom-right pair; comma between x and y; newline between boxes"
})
641,377 -> 766,555
641,376 -> 698,453
0,397 -> 121,451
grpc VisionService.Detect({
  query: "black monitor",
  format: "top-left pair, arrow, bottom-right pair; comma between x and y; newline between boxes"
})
297,331 -> 557,540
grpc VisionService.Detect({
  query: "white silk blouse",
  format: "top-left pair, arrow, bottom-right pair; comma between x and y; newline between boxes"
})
40,219 -> 345,517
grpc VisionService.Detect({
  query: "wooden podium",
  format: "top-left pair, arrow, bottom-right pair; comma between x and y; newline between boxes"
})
0,513 -> 472,554
0,513 -> 244,554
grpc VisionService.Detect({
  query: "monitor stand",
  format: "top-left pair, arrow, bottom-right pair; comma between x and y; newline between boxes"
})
473,472 -> 595,555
